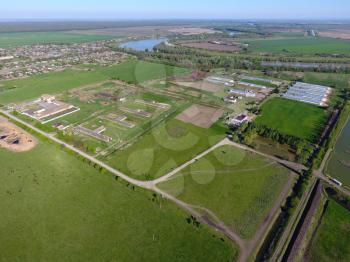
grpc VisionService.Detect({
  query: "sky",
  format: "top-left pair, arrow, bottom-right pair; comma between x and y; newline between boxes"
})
1,0 -> 350,20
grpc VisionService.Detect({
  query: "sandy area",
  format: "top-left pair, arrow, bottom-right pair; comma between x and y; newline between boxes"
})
0,117 -> 37,152
176,104 -> 224,128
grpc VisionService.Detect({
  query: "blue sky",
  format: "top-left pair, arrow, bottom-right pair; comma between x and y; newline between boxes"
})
1,0 -> 350,20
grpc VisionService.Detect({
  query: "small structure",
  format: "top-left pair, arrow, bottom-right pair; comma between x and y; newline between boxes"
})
229,89 -> 256,98
229,114 -> 249,126
224,95 -> 238,103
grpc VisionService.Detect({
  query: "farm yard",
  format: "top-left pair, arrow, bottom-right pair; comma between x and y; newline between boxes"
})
255,97 -> 328,142
158,145 -> 292,239
0,136 -> 238,262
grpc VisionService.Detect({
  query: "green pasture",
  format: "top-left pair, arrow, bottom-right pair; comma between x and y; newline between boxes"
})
158,145 -> 291,239
255,97 -> 328,141
0,31 -> 116,48
307,200 -> 350,261
105,118 -> 227,180
0,135 -> 237,261
244,36 -> 350,55
0,60 -> 189,105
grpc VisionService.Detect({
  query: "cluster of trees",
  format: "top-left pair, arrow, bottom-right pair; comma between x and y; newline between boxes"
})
234,123 -> 316,165
117,43 -> 350,73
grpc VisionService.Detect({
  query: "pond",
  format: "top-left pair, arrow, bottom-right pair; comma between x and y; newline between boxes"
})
326,117 -> 350,187
119,38 -> 168,52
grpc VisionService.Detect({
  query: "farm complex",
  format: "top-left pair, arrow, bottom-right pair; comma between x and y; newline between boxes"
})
1,19 -> 350,262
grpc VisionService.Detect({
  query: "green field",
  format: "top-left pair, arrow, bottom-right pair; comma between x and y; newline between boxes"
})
158,145 -> 291,239
245,36 -> 350,55
105,118 -> 227,180
303,72 -> 350,90
255,97 -> 328,141
0,133 -> 237,261
306,200 -> 350,261
0,60 -> 189,104
0,31 -> 116,48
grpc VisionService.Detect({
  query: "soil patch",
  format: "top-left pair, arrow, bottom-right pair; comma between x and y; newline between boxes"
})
176,104 -> 224,128
0,117 -> 37,152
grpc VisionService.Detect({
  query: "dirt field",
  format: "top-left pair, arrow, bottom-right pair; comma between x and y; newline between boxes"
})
319,30 -> 350,40
178,41 -> 242,52
0,117 -> 37,152
173,81 -> 223,93
176,104 -> 224,128
168,27 -> 218,35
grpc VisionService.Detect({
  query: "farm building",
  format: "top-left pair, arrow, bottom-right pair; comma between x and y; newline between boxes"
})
228,89 -> 256,97
283,82 -> 332,107
229,114 -> 249,126
206,76 -> 234,86
238,81 -> 267,89
17,95 -> 80,123
224,95 -> 239,103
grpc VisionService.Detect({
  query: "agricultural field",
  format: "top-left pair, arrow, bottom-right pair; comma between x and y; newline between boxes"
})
255,97 -> 328,141
303,72 -> 350,90
305,200 -> 350,261
0,133 -> 238,261
158,145 -> 292,239
0,31 -> 117,48
105,117 -> 227,181
0,60 -> 190,105
244,36 -> 350,55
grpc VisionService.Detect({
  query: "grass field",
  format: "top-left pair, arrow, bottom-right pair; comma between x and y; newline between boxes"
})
105,118 -> 227,180
158,145 -> 291,239
0,136 -> 238,261
244,36 -> 350,55
0,31 -> 116,48
306,200 -> 350,261
255,97 -> 328,141
303,72 -> 350,90
0,60 -> 189,104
